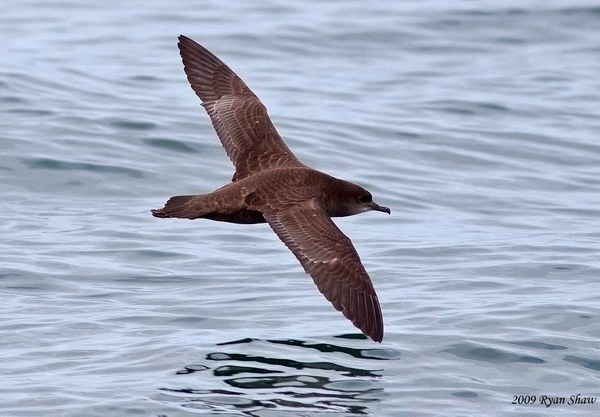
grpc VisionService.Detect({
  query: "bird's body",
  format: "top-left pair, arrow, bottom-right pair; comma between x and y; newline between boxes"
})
154,167 -> 378,222
153,36 -> 390,342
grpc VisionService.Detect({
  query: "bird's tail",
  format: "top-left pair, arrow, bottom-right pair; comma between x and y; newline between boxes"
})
151,194 -> 207,219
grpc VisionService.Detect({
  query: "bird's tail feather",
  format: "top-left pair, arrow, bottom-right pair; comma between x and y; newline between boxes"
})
151,194 -> 207,219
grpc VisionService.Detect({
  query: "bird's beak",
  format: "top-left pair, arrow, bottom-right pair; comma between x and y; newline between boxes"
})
369,201 -> 391,214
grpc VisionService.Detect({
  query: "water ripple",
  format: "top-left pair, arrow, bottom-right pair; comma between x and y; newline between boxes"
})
157,337 -> 389,415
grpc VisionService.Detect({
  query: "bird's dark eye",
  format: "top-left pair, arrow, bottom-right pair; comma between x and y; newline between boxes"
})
358,194 -> 371,203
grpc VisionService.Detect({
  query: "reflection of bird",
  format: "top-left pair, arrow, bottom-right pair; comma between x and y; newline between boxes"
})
152,36 -> 390,342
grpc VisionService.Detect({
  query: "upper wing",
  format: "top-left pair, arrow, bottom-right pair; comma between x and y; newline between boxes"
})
263,200 -> 384,342
178,35 -> 304,180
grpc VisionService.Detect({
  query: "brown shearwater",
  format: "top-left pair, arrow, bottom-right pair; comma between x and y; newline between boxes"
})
152,35 -> 390,342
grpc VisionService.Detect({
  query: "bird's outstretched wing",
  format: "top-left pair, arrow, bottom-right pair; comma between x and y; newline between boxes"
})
263,200 -> 384,342
178,35 -> 305,181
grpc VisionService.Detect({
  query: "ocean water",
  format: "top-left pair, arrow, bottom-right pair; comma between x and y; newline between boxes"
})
2,0 -> 600,416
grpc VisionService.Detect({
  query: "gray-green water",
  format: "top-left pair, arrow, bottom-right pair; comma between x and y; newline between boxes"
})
2,1 -> 600,416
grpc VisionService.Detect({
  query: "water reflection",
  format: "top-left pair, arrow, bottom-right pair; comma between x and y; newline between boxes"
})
158,337 -> 398,415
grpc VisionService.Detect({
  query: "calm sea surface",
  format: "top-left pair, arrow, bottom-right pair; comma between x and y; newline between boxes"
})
2,1 -> 600,416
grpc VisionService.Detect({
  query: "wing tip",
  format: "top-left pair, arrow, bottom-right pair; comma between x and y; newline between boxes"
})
370,324 -> 384,343
178,34 -> 194,46
367,295 -> 384,343
359,313 -> 384,343
353,292 -> 384,343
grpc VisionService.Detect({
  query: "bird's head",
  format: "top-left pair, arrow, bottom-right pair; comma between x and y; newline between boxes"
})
325,180 -> 391,217
354,189 -> 391,215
